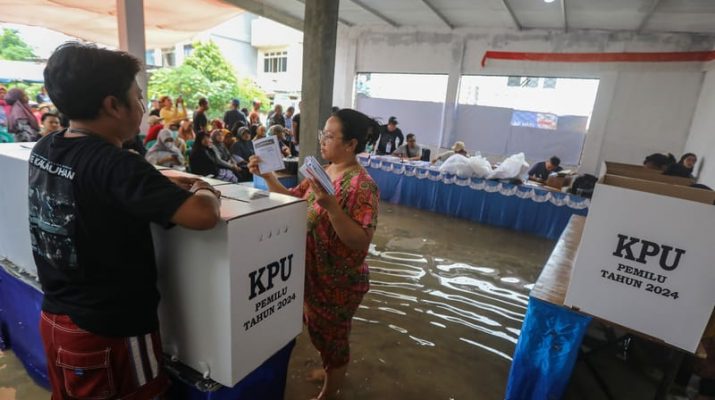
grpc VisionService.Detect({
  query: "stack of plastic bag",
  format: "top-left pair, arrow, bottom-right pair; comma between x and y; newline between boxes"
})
438,154 -> 474,177
468,156 -> 493,178
487,152 -> 530,180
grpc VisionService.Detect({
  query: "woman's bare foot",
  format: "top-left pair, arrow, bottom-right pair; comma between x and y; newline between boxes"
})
312,365 -> 347,400
306,368 -> 325,383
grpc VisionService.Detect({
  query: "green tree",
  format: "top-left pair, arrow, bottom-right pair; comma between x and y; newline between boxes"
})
0,29 -> 37,61
183,41 -> 239,86
148,40 -> 270,120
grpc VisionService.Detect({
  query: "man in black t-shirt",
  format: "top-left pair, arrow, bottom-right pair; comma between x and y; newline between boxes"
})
33,43 -> 222,399
193,97 -> 209,134
528,156 -> 563,182
223,98 -> 247,132
374,116 -> 404,155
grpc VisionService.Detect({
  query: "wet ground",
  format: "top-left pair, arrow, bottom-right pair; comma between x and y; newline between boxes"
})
284,202 -> 554,400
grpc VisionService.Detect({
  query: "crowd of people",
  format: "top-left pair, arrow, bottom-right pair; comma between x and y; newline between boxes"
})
0,82 -> 306,184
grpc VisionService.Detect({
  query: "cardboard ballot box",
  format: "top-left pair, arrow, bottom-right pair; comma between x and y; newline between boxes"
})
0,143 -> 37,276
565,163 -> 715,352
152,183 -> 306,387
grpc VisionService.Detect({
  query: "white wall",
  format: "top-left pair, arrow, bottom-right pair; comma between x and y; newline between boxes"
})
256,43 -> 303,94
685,65 -> 715,188
334,28 -> 715,175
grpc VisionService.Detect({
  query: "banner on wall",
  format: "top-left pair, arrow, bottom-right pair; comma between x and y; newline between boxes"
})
510,110 -> 558,130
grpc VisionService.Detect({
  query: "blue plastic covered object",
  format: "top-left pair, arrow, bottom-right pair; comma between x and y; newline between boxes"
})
505,297 -> 591,400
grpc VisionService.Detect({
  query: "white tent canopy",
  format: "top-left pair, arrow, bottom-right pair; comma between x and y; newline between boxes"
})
0,60 -> 45,83
0,0 -> 244,49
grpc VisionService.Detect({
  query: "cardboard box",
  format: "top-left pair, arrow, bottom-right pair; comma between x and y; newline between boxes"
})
604,161 -> 695,186
565,179 -> 715,352
0,143 -> 37,276
152,183 -> 307,387
603,174 -> 715,205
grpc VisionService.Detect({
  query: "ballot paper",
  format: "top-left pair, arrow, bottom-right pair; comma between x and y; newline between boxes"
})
299,156 -> 335,195
253,136 -> 285,174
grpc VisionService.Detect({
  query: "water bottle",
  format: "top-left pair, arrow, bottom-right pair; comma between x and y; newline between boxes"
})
385,141 -> 392,154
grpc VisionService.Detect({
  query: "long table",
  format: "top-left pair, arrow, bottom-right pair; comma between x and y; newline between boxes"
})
360,156 -> 589,240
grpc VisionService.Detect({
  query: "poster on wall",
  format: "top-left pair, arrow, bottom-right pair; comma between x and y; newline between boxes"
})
565,184 -> 715,353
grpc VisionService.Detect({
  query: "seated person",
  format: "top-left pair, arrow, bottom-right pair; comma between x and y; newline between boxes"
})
230,127 -> 255,164
268,125 -> 297,157
190,131 -> 239,183
663,153 -> 697,178
393,133 -> 422,161
40,112 -> 61,137
253,125 -> 267,141
143,115 -> 164,144
528,156 -> 562,182
145,129 -> 185,168
211,129 -> 241,172
643,153 -> 676,171
432,141 -> 468,164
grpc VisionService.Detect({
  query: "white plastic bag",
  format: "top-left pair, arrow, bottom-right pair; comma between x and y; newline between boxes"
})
439,154 -> 473,177
468,156 -> 493,178
487,152 -> 530,180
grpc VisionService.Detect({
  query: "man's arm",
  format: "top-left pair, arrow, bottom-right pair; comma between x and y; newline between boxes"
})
171,192 -> 221,230
170,181 -> 221,230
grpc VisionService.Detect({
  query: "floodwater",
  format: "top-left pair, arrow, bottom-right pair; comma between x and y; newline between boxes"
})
0,202 -> 555,400
285,202 -> 555,400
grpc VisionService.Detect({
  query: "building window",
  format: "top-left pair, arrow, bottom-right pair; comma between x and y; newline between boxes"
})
264,51 -> 288,73
507,76 -> 539,88
145,50 -> 158,66
507,76 -> 522,87
543,77 -> 557,89
161,47 -> 175,67
183,44 -> 193,57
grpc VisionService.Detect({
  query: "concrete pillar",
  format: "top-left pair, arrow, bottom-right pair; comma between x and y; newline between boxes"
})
438,37 -> 465,149
332,26 -> 358,109
116,0 -> 147,96
299,0 -> 339,162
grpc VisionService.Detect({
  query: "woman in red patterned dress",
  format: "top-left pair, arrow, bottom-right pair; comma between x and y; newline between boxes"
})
249,108 -> 379,399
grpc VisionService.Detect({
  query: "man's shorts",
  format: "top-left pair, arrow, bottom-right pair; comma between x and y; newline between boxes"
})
40,311 -> 169,399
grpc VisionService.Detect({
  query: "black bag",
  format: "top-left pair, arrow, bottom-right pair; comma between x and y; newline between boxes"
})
570,174 -> 598,198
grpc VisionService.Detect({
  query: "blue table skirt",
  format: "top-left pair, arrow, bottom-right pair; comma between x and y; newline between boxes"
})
363,162 -> 588,240
505,297 -> 592,400
0,264 -> 295,399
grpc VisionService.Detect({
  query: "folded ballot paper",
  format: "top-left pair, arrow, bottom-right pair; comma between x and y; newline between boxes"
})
299,156 -> 335,195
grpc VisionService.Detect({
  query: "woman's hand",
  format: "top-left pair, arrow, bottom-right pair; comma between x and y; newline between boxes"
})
247,155 -> 271,178
307,178 -> 338,212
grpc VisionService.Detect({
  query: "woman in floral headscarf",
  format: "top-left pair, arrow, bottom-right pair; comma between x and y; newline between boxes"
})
5,87 -> 40,141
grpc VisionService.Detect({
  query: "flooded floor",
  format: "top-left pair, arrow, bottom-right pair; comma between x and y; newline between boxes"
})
285,202 -> 555,400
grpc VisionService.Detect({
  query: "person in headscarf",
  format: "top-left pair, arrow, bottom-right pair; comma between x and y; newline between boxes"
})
211,129 -> 234,165
189,131 -> 239,183
145,129 -> 184,168
5,88 -> 40,141
230,127 -> 255,164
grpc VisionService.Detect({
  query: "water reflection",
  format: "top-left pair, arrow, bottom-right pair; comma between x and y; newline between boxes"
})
286,202 -> 555,400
